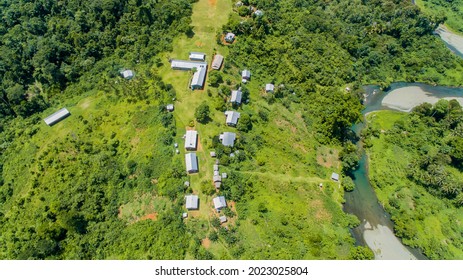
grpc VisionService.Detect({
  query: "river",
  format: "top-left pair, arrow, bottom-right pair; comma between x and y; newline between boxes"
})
343,28 -> 463,259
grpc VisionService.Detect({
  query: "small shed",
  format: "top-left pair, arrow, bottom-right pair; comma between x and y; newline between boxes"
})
219,216 -> 227,224
185,130 -> 198,150
185,153 -> 199,173
331,172 -> 340,181
225,32 -> 235,43
213,164 -> 219,171
44,108 -> 71,126
211,54 -> 224,70
265,84 -> 274,93
189,52 -> 206,61
184,181 -> 190,187
121,70 -> 134,79
254,10 -> 264,16
214,182 -> 221,189
230,89 -> 242,105
214,170 -> 220,176
241,69 -> 251,80
222,173 -> 227,179
213,175 -> 222,183
185,195 -> 199,210
182,212 -> 188,219
213,196 -> 227,211
219,132 -> 236,147
225,111 -> 241,126
166,104 -> 174,112
210,151 -> 216,157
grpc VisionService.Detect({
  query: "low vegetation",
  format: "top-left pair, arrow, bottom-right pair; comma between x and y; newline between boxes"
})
416,0 -> 463,34
364,106 -> 463,259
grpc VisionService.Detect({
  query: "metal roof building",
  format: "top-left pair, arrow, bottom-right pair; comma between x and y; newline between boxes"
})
191,64 -> 207,90
242,69 -> 251,80
225,32 -> 235,43
220,216 -> 227,223
265,83 -> 274,93
219,132 -> 236,147
213,196 -> 227,211
121,70 -> 134,79
185,153 -> 199,173
185,130 -> 198,150
230,89 -> 242,104
331,172 -> 340,181
211,54 -> 224,70
171,60 -> 207,70
189,52 -> 206,61
185,195 -> 199,210
44,108 -> 71,126
225,111 -> 240,126
166,104 -> 174,112
213,175 -> 222,183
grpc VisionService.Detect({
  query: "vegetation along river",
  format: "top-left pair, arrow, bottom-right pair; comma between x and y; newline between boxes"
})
343,29 -> 463,259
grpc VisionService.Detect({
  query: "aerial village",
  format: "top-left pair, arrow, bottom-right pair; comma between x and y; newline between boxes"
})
41,17 -> 341,228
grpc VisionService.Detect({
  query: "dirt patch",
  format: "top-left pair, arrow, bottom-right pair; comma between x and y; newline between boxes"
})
208,0 -> 217,6
140,212 -> 158,221
293,143 -> 308,154
316,147 -> 339,168
80,99 -> 92,109
274,118 -> 297,134
202,237 -> 211,249
195,41 -> 205,47
189,210 -> 201,218
310,199 -> 332,222
130,136 -> 140,147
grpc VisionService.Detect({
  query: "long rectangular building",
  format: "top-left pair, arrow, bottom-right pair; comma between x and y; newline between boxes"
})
185,153 -> 199,174
171,60 -> 207,70
191,65 -> 207,90
44,108 -> 71,126
185,130 -> 198,150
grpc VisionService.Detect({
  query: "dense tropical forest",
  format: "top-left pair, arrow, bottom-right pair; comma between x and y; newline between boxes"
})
1,0 -> 463,259
416,0 -> 463,34
364,103 -> 463,259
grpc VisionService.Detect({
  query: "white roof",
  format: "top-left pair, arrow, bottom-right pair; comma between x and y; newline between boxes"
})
171,60 -> 207,70
242,69 -> 251,79
122,70 -> 134,79
166,104 -> 174,110
213,175 -> 222,182
189,52 -> 206,61
185,153 -> 198,173
222,173 -> 227,178
254,10 -> 263,16
225,111 -> 240,126
213,164 -> 219,171
220,216 -> 227,223
185,130 -> 198,150
44,108 -> 70,126
219,132 -> 236,147
185,195 -> 199,210
331,172 -> 340,181
191,65 -> 207,89
265,84 -> 274,92
212,55 -> 224,70
231,89 -> 242,104
225,33 -> 235,39
213,196 -> 227,210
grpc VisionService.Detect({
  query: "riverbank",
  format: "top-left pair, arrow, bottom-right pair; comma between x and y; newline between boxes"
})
381,86 -> 463,112
435,25 -> 463,57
